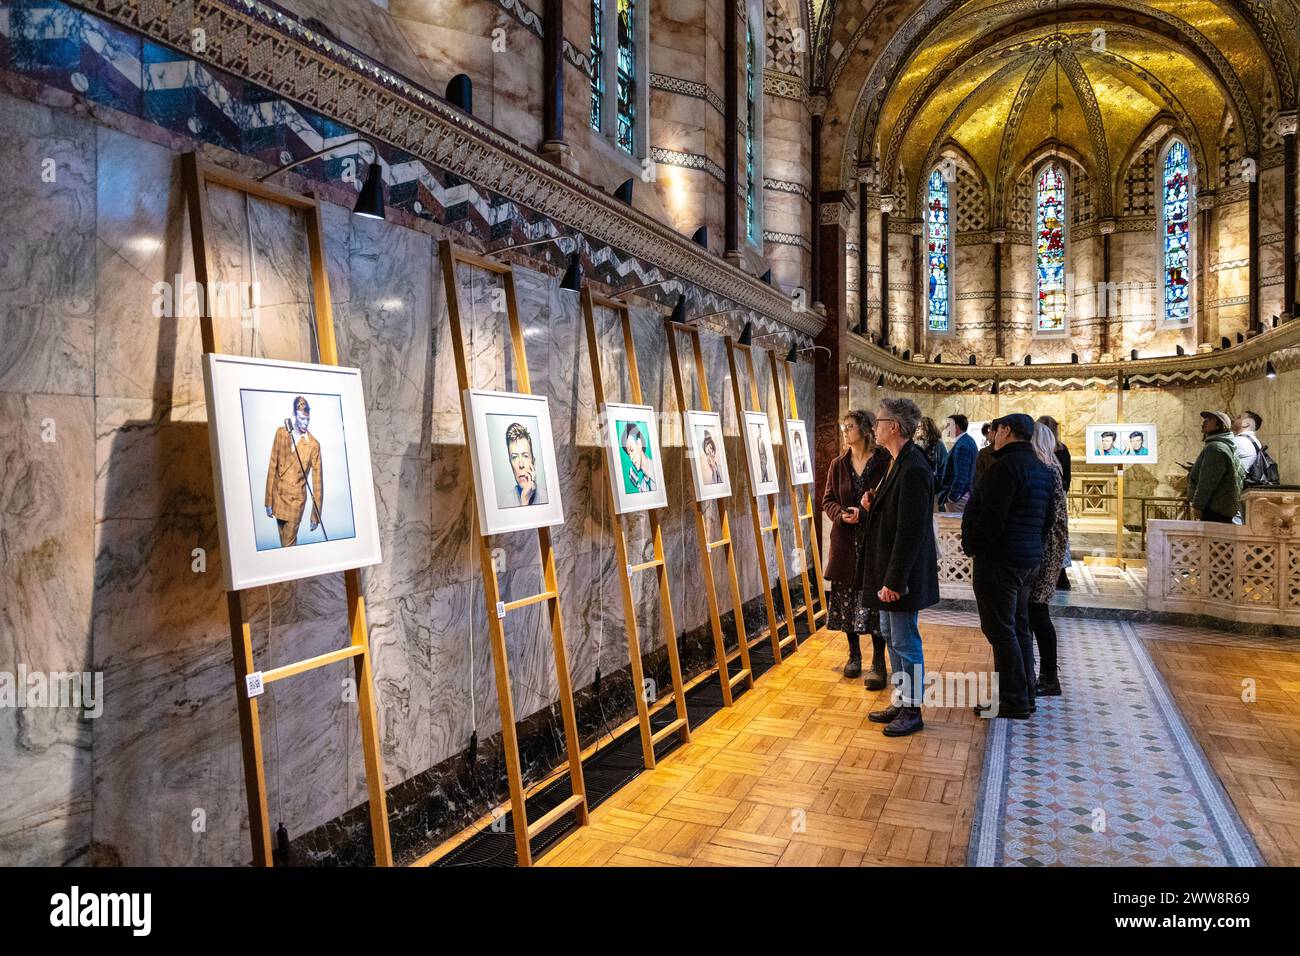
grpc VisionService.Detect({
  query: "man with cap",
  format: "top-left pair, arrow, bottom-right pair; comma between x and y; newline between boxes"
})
1188,411 -> 1245,524
960,413 -> 1058,719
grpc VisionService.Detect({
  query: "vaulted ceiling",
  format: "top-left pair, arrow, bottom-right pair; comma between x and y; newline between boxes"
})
813,0 -> 1300,209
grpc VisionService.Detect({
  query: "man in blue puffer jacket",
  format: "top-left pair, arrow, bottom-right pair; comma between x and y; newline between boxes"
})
960,413 -> 1058,719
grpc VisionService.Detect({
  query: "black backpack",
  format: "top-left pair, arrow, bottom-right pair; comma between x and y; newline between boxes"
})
1244,437 -> 1280,487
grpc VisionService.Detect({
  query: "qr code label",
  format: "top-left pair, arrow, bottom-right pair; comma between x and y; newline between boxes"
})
245,672 -> 265,698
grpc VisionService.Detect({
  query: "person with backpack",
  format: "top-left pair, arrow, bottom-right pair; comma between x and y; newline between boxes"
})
1233,410 -> 1280,488
1188,411 -> 1246,523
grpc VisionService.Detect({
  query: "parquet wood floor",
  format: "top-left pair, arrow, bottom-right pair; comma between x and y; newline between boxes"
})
1145,636 -> 1300,866
539,622 -> 994,867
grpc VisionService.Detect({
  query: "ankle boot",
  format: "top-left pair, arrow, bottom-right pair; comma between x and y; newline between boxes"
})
882,705 -> 924,737
843,633 -> 862,678
1036,666 -> 1062,697
863,634 -> 888,691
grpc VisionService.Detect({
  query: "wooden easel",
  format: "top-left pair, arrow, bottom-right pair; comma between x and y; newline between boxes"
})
579,290 -> 690,767
438,239 -> 588,867
726,337 -> 800,663
664,319 -> 754,706
182,153 -> 392,866
766,349 -> 828,630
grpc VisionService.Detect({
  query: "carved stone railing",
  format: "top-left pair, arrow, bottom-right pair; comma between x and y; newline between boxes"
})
936,514 -> 972,598
1147,488 -> 1300,626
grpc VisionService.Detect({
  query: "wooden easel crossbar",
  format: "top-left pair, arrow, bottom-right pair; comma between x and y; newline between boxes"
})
437,239 -> 588,867
726,337 -> 800,663
664,319 -> 754,706
579,289 -> 690,767
182,152 -> 392,867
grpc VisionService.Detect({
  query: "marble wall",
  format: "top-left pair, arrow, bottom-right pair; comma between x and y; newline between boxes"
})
0,88 -> 815,866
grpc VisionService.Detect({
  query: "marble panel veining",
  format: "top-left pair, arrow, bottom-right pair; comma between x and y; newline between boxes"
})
0,90 -> 95,396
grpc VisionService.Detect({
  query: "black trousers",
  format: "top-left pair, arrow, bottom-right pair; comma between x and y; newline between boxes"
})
1200,507 -> 1233,523
1028,601 -> 1056,679
972,558 -> 1038,712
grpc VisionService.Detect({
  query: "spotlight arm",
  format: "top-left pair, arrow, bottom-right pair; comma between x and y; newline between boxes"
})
257,136 -> 383,182
490,236 -> 577,259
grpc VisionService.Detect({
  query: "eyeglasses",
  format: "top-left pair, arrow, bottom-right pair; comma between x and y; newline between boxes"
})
874,417 -> 897,429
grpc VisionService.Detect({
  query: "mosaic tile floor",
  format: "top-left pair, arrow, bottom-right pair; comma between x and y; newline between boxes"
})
968,617 -> 1264,866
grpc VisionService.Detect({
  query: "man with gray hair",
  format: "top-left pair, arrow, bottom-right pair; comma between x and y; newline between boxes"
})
854,396 -> 939,737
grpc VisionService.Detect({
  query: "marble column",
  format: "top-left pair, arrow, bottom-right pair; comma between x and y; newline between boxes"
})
1280,112 -> 1297,316
1195,194 -> 1213,344
912,227 -> 923,354
1249,167 -> 1260,329
809,94 -> 826,307
879,194 -> 892,347
991,228 -> 1004,359
857,172 -> 871,335
814,196 -> 847,545
1099,219 -> 1114,357
539,0 -> 568,168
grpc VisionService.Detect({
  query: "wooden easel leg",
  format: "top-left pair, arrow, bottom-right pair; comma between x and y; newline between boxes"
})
768,503 -> 799,647
696,505 -> 735,706
650,513 -> 690,742
539,528 -> 590,825
345,570 -> 393,866
720,505 -> 756,679
227,590 -> 274,867
610,509 -> 656,768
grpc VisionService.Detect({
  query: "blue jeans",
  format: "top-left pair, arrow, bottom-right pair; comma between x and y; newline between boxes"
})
879,610 -> 926,706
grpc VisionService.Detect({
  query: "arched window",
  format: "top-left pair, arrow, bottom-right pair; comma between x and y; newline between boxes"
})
925,166 -> 952,333
615,0 -> 636,153
746,25 -> 757,242
1160,139 -> 1192,325
590,0 -> 604,133
1035,162 -> 1067,334
590,0 -> 645,159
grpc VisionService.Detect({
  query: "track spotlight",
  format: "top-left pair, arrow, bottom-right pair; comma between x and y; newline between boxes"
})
691,225 -> 709,247
738,322 -> 753,346
760,268 -> 772,284
1070,353 -> 1079,363
559,252 -> 582,292
614,178 -> 634,204
990,380 -> 999,395
1024,354 -> 1032,365
670,294 -> 687,324
1176,345 -> 1185,356
1266,359 -> 1277,379
876,374 -> 885,387
968,354 -> 977,365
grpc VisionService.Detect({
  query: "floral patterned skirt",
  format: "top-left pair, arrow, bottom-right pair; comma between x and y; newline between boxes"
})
826,582 -> 880,637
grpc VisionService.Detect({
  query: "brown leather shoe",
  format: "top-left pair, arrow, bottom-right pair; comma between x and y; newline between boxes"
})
869,703 -> 902,724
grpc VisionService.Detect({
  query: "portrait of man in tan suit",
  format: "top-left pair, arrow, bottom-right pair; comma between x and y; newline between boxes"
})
265,395 -> 324,548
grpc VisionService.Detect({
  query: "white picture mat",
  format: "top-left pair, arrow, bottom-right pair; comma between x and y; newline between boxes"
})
744,410 -> 781,498
203,353 -> 382,591
785,418 -> 814,486
684,410 -> 732,501
602,401 -> 669,514
1085,423 -> 1159,464
463,388 -> 565,534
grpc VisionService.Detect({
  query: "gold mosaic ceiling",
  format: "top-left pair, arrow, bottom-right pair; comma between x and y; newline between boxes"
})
818,0 -> 1299,203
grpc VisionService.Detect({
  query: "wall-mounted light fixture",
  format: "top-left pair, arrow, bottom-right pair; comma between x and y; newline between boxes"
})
257,136 -> 386,220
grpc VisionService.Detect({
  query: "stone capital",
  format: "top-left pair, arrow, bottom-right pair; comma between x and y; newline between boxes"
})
990,228 -> 1007,244
807,94 -> 828,117
1098,218 -> 1117,235
1277,111 -> 1298,137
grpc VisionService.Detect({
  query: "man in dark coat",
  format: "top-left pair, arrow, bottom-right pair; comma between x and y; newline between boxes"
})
855,397 -> 939,737
961,413 -> 1057,719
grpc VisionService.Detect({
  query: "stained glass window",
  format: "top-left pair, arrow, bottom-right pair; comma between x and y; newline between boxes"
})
590,0 -> 603,133
746,25 -> 756,242
615,0 -> 635,154
1035,163 -> 1067,333
925,167 -> 951,332
1161,139 -> 1191,325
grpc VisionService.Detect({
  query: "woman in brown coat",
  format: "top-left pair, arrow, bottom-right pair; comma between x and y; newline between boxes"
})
821,409 -> 892,686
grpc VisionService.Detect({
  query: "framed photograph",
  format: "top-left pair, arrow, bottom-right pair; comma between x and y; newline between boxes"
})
1085,423 -> 1158,464
743,410 -> 781,498
202,353 -> 382,592
601,401 -> 668,514
785,418 -> 814,486
463,388 -> 565,534
967,420 -> 990,447
683,410 -> 732,501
